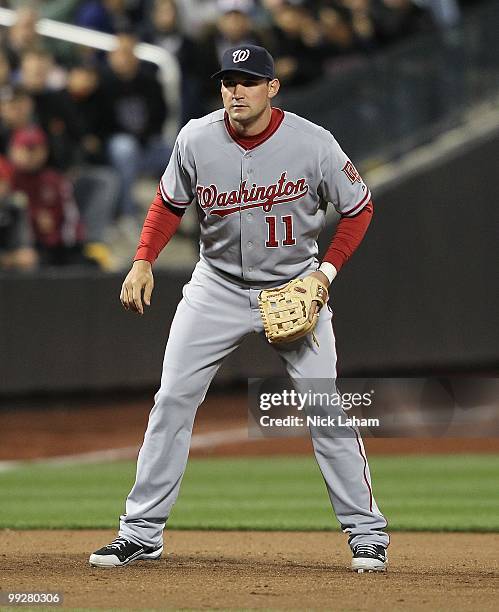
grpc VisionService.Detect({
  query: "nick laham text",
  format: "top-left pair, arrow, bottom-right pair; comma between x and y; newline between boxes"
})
259,415 -> 380,428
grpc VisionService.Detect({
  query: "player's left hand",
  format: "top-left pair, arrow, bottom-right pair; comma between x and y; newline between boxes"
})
307,271 -> 330,322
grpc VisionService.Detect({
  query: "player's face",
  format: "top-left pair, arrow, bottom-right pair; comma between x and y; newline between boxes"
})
221,73 -> 280,125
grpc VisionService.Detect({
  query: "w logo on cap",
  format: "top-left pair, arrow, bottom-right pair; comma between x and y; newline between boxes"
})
212,45 -> 275,80
232,49 -> 250,63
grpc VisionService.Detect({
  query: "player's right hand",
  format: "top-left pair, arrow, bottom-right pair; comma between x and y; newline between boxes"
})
120,260 -> 154,315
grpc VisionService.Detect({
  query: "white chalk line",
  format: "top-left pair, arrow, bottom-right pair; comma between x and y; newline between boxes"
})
0,426 -> 249,473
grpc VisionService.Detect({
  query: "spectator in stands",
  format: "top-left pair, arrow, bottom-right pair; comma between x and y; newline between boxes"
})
17,48 -> 77,170
62,63 -> 120,269
0,78 -> 115,268
16,50 -> 117,267
101,33 -> 170,225
0,155 -> 38,271
331,1 -> 378,52
65,63 -> 107,165
3,0 -> 82,68
8,126 -> 91,267
1,6 -> 42,71
0,85 -> 35,155
198,0 -> 269,104
318,4 -> 357,69
267,1 -> 324,87
139,0 -> 204,124
369,0 -> 433,45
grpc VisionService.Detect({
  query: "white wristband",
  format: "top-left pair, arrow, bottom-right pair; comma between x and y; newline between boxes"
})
318,262 -> 337,285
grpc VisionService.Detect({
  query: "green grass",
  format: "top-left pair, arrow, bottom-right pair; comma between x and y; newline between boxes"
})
0,455 -> 498,531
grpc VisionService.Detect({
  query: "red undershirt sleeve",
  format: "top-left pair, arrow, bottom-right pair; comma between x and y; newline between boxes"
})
134,187 -> 183,263
322,201 -> 373,273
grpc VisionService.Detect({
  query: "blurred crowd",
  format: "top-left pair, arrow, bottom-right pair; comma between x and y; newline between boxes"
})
0,0 -> 481,271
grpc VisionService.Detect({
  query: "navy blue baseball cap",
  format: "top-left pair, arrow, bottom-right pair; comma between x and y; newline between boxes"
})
211,44 -> 275,80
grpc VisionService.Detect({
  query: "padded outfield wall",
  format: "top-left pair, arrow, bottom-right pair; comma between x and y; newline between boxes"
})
1,129 -> 498,394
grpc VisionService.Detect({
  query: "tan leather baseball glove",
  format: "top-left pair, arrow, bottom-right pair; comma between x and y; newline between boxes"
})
258,276 -> 329,345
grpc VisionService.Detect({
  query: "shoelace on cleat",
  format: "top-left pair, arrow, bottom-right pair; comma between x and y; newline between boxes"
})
354,544 -> 380,557
108,538 -> 131,550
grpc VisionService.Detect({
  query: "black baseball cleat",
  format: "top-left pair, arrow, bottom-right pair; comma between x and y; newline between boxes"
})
351,543 -> 387,573
89,537 -> 163,568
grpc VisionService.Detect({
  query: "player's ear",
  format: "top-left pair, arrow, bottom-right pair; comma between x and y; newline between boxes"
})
267,78 -> 280,99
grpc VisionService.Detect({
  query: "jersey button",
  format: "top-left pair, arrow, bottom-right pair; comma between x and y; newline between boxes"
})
248,241 -> 253,247
248,266 -> 253,272
247,213 -> 252,219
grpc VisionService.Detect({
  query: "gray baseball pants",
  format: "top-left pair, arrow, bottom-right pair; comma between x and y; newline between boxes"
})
119,258 -> 389,550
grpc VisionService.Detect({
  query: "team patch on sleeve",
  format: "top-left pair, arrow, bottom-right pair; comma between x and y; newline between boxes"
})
341,161 -> 362,185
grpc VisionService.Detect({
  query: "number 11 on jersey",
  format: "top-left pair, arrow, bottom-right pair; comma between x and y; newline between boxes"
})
265,215 -> 296,248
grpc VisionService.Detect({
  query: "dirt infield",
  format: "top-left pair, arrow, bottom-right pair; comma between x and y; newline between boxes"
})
1,530 -> 497,610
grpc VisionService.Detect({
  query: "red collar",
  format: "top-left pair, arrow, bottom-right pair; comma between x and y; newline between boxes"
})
224,107 -> 284,150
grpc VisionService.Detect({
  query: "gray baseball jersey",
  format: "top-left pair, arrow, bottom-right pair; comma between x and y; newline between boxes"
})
160,109 -> 371,282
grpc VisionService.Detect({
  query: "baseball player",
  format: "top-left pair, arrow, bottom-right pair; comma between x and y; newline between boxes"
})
90,45 -> 389,573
